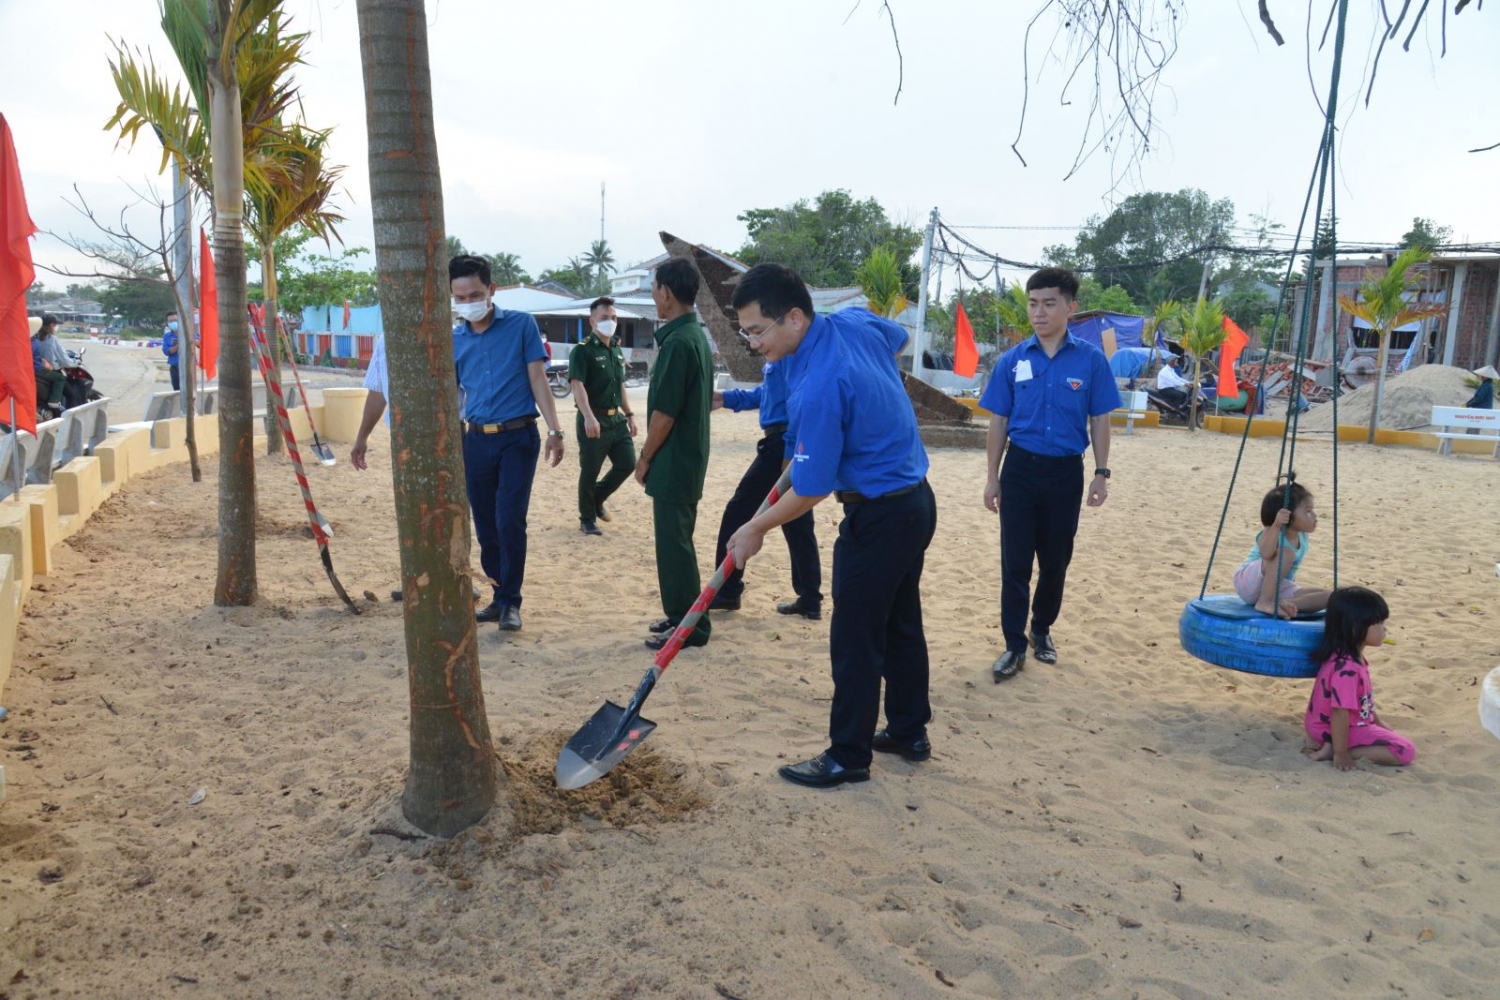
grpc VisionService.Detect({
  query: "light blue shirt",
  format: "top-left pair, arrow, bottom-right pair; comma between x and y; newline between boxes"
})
452,310 -> 547,424
784,309 -> 929,498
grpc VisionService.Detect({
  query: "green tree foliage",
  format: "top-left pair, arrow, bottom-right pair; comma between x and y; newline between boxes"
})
1399,217 -> 1452,251
1181,297 -> 1227,431
98,275 -> 177,326
583,239 -> 616,291
538,257 -> 595,296
445,235 -> 467,259
485,251 -> 530,286
277,246 -> 378,313
1076,277 -> 1140,314
738,189 -> 922,295
1218,285 -> 1275,331
1047,188 -> 1234,306
855,245 -> 910,318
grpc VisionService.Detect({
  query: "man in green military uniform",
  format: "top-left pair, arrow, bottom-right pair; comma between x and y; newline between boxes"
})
570,296 -> 638,536
634,258 -> 714,650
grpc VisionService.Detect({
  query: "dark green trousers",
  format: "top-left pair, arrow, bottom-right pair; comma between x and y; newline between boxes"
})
576,414 -> 635,521
653,497 -> 710,645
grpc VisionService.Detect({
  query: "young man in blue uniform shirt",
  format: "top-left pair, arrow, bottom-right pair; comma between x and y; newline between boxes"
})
727,264 -> 936,789
709,355 -> 823,619
450,254 -> 565,632
981,267 -> 1119,682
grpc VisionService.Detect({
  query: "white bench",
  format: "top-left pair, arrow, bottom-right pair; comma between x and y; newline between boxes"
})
1432,405 -> 1500,458
1116,390 -> 1150,435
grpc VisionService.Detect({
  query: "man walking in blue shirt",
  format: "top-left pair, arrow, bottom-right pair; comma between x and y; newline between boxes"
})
981,267 -> 1119,682
709,356 -> 822,619
727,264 -> 935,789
450,254 -> 565,632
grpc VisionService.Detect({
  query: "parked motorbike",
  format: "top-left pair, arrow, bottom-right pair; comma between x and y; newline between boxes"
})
1144,380 -> 1208,429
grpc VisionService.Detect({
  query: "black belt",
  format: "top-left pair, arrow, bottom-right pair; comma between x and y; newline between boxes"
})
464,416 -> 536,434
836,480 -> 923,505
763,422 -> 788,435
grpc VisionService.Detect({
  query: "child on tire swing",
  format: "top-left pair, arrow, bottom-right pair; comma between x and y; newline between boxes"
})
1232,482 -> 1332,620
1303,586 -> 1416,769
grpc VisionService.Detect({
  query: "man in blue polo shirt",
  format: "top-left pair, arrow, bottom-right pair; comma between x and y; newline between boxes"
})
981,267 -> 1119,682
450,254 -> 565,632
727,264 -> 936,789
708,356 -> 823,619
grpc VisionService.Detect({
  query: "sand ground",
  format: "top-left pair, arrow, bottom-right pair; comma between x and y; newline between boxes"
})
2,393 -> 1498,999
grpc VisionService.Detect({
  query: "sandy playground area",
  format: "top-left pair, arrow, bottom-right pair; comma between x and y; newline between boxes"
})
2,395 -> 1498,999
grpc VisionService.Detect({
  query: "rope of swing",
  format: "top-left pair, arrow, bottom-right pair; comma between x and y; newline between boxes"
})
1198,0 -> 1350,599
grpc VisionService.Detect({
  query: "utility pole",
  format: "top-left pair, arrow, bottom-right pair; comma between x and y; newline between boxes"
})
912,206 -> 938,383
1195,224 -> 1219,303
600,181 -> 606,244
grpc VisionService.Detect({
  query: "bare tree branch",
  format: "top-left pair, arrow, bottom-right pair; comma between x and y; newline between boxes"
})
1469,139 -> 1500,152
1259,1 -> 1287,43
880,2 -> 903,105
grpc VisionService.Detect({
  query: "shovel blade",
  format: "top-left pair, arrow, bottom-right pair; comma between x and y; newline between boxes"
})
313,442 -> 337,466
554,700 -> 657,790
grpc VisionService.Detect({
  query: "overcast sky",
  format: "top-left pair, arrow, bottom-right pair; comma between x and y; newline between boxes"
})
3,1 -> 1497,291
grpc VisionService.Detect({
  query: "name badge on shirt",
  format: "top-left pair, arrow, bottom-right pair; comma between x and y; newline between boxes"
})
1014,359 -> 1034,382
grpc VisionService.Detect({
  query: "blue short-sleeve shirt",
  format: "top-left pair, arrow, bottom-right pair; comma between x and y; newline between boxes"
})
452,310 -> 547,424
722,358 -> 790,429
784,310 -> 929,498
979,333 -> 1122,456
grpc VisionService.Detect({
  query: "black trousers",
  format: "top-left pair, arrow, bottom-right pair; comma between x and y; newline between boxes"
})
999,445 -> 1084,653
827,480 -> 936,770
713,429 -> 822,606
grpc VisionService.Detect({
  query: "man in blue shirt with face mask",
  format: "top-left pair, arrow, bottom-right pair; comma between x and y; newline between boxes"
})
450,254 -> 565,632
981,267 -> 1120,682
727,264 -> 935,790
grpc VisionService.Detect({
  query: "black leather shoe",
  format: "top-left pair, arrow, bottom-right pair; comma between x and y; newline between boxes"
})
596,504 -> 611,523
992,649 -> 1025,682
1030,630 -> 1057,664
476,600 -> 503,624
776,598 -> 822,620
646,631 -> 707,651
580,520 -> 602,536
499,605 -> 522,631
871,728 -> 932,762
778,752 -> 870,788
390,589 -> 403,602
709,594 -> 741,611
648,617 -> 679,634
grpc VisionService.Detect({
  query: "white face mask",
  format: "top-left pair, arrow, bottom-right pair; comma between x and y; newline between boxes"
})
452,299 -> 490,323
595,319 -> 617,338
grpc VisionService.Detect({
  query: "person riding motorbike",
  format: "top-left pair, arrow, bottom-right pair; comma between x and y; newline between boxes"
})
32,313 -> 68,417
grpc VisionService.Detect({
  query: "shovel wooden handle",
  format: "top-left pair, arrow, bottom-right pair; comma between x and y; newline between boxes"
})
650,465 -> 794,671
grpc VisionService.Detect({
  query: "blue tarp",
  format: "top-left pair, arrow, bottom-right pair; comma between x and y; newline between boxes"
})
1068,311 -> 1145,353
1108,347 -> 1156,379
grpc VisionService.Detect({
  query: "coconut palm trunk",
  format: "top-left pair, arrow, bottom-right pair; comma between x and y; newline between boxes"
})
207,2 -> 256,606
261,245 -> 283,454
356,0 -> 497,836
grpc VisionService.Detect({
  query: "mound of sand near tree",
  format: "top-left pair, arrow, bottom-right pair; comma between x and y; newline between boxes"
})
1298,363 -> 1479,432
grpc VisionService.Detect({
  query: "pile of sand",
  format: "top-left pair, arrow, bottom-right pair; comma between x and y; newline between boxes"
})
1298,363 -> 1479,432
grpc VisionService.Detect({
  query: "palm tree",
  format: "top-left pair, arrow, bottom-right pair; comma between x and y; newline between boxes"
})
584,239 -> 616,293
995,284 -> 1034,343
485,251 -> 528,286
1337,247 -> 1449,443
855,245 -> 910,319
355,0 -> 498,836
1180,297 -> 1227,432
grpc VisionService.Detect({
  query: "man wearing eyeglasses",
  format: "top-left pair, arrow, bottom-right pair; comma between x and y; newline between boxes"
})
635,258 -> 715,650
726,264 -> 935,789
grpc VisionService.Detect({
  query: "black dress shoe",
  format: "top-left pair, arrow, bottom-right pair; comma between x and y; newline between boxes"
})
499,605 -> 521,631
390,589 -> 403,602
778,752 -> 870,788
580,520 -> 603,536
709,594 -> 741,611
871,728 -> 932,762
776,598 -> 822,620
645,632 -> 707,651
476,601 -> 503,624
992,649 -> 1025,682
1030,630 -> 1057,664
648,617 -> 679,634
596,504 -> 611,523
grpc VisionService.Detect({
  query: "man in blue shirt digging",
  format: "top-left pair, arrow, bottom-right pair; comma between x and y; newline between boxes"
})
981,267 -> 1120,682
727,264 -> 936,789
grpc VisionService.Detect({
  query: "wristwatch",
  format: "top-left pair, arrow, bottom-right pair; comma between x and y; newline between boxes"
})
1094,468 -> 1111,479
548,429 -> 564,438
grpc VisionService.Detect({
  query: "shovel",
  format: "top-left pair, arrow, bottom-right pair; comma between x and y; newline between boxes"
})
276,318 -> 337,466
556,466 -> 794,790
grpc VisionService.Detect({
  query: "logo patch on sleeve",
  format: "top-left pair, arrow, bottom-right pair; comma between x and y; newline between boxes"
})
1067,378 -> 1084,390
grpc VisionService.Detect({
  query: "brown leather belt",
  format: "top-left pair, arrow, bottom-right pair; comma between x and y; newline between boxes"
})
465,416 -> 536,434
836,480 -> 923,505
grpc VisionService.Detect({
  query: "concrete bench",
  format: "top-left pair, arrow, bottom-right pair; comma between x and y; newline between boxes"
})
1432,405 -> 1500,458
143,391 -> 181,421
56,399 -> 111,466
26,418 -> 63,486
1115,390 -> 1150,435
0,432 -> 39,500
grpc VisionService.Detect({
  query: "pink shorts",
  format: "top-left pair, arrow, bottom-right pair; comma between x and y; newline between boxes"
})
1304,721 -> 1417,765
1233,559 -> 1298,605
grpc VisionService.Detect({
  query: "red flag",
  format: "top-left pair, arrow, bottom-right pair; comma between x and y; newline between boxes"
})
1218,316 -> 1251,399
0,114 -> 38,434
342,300 -> 351,331
198,228 -> 219,380
953,300 -> 979,378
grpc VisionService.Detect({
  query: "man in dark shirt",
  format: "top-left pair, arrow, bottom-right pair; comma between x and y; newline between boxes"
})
635,258 -> 714,650
570,296 -> 638,535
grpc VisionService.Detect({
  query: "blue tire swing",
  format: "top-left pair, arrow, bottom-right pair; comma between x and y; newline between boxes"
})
1177,49 -> 1350,681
